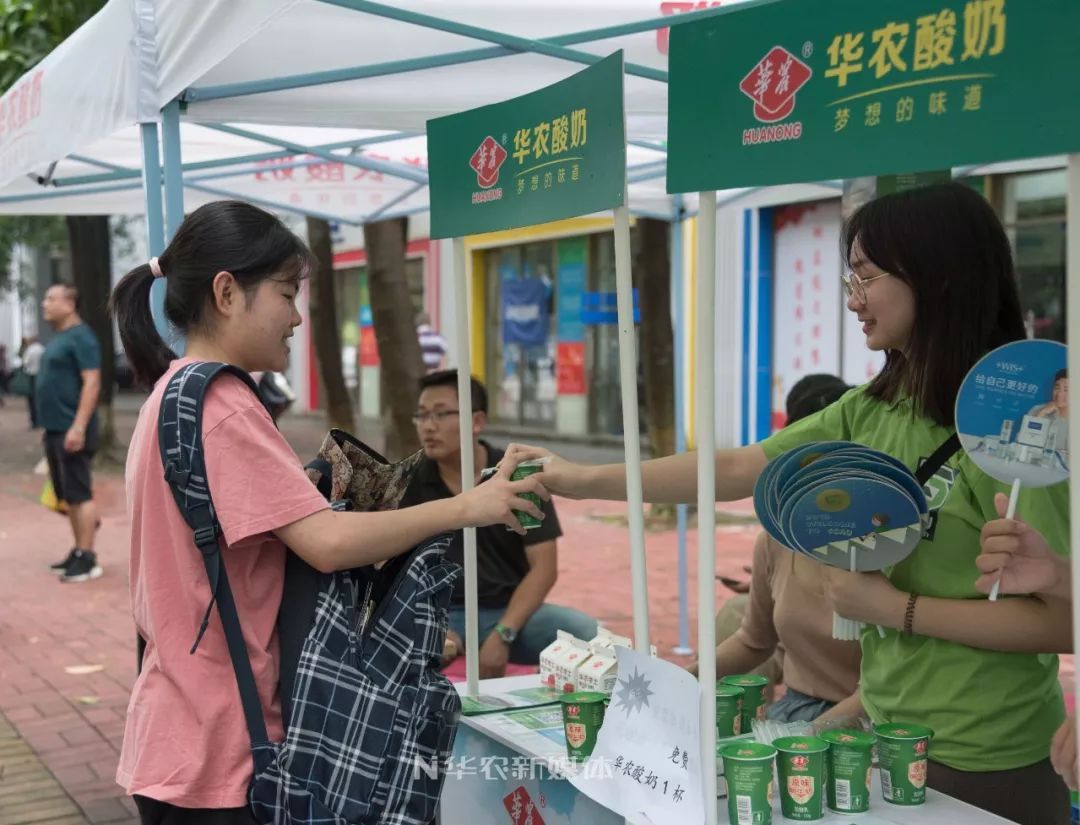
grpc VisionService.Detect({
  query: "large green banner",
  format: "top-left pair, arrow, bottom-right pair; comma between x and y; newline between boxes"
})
427,52 -> 626,239
668,0 -> 1080,193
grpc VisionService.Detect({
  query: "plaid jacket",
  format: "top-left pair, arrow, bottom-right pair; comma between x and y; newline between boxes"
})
159,362 -> 461,825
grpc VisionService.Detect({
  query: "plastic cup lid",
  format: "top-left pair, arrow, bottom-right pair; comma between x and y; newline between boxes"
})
721,674 -> 770,688
773,735 -> 829,753
560,691 -> 607,705
820,728 -> 877,749
874,722 -> 934,740
720,742 -> 778,761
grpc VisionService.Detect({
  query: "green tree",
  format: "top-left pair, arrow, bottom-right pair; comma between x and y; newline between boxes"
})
364,217 -> 425,459
1,1 -> 117,452
0,0 -> 103,88
634,218 -> 677,525
0,0 -> 106,290
306,217 -> 355,432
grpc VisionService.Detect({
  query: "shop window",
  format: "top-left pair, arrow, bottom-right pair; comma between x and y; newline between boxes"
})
485,242 -> 558,428
1002,169 -> 1067,342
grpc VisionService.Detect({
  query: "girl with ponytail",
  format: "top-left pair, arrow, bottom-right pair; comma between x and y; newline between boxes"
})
111,201 -> 547,824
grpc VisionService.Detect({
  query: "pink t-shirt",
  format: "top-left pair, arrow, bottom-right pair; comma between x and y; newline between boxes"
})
117,359 -> 328,808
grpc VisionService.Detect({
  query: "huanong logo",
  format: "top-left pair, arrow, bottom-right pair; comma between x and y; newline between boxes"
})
739,46 -> 811,147
469,135 -> 506,204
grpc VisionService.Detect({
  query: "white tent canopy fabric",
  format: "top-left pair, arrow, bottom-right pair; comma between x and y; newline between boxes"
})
0,0 -> 800,222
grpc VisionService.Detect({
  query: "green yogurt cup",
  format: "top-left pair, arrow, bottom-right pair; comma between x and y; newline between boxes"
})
720,742 -> 776,825
715,685 -> 745,738
773,736 -> 828,821
875,723 -> 933,806
560,691 -> 606,762
820,729 -> 876,813
508,460 -> 545,530
721,674 -> 769,734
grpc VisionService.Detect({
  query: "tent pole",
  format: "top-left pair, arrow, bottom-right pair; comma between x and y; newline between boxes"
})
1066,153 -> 1080,787
314,0 -> 665,82
141,120 -> 168,351
452,236 -> 481,697
137,127 -> 163,255
671,199 -> 692,656
613,203 -> 650,653
365,182 -> 427,222
56,133 -> 417,188
202,123 -> 428,185
161,100 -> 184,241
696,189 -> 718,825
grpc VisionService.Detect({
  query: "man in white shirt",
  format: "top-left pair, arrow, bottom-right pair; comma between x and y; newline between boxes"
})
22,336 -> 45,429
416,312 -> 448,373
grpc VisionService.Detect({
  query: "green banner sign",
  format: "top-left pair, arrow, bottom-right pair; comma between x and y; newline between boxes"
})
427,51 -> 626,239
668,0 -> 1080,193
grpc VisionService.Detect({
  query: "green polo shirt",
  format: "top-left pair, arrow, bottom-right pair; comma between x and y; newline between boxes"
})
761,386 -> 1069,772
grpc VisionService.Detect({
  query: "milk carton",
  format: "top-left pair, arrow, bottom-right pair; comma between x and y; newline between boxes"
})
539,630 -> 593,693
576,629 -> 631,694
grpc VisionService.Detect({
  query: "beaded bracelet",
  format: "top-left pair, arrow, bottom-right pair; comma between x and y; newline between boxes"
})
903,592 -> 919,637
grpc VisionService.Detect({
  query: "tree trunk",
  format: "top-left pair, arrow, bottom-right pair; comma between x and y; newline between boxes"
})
65,215 -> 116,454
306,217 -> 355,432
635,219 -> 676,522
364,217 -> 425,459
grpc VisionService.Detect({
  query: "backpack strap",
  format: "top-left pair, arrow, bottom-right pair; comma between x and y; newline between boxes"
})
157,361 -> 271,749
916,432 -> 961,486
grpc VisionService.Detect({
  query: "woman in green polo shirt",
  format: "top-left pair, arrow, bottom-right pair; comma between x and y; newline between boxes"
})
508,182 -> 1071,825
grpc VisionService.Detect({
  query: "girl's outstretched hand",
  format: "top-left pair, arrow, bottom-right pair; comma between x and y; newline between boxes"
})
458,455 -> 549,535
501,444 -> 584,499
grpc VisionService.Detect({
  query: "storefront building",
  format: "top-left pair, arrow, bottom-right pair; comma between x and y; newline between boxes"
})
463,216 -> 643,439
309,160 -> 1068,447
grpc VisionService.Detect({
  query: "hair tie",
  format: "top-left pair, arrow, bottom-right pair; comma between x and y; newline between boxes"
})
149,257 -> 164,278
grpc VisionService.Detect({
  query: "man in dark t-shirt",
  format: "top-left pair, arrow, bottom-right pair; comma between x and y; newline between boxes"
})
400,370 -> 597,678
37,284 -> 102,583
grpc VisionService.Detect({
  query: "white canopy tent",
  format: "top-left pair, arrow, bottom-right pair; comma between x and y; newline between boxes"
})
0,0 -> 845,223
0,7 -> 840,816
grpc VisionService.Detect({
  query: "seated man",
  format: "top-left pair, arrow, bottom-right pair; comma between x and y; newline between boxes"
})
401,369 -> 597,678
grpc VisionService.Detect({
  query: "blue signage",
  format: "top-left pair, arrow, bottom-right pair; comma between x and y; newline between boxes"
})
502,277 -> 549,346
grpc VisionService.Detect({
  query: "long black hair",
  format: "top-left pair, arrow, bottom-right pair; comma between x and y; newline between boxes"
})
843,182 -> 1025,426
110,201 -> 314,388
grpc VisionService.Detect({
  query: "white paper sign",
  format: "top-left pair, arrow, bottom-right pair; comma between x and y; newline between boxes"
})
570,648 -> 704,825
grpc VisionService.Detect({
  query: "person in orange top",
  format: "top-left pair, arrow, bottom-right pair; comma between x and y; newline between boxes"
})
691,374 -> 862,723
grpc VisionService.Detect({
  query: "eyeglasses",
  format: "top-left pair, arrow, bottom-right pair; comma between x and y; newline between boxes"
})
412,410 -> 460,425
840,269 -> 889,303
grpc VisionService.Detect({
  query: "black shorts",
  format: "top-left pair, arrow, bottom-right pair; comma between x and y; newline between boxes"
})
43,428 -> 97,505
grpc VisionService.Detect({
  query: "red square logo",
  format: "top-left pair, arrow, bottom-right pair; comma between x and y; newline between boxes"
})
470,135 -> 507,189
739,46 -> 812,123
503,787 -> 546,825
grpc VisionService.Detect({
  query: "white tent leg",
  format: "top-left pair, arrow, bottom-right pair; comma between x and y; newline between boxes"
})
697,190 -> 718,824
451,236 -> 481,698
1066,154 -> 1080,785
613,204 -> 650,653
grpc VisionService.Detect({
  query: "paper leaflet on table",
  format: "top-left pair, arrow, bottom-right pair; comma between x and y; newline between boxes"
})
570,647 -> 705,825
459,684 -> 564,716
